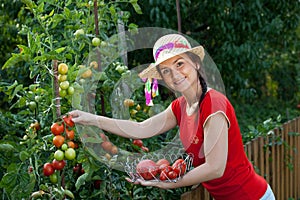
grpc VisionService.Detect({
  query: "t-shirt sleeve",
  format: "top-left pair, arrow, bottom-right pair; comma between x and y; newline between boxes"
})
200,91 -> 231,128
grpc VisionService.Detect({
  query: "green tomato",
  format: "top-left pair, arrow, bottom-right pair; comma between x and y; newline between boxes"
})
28,101 -> 37,111
65,148 -> 76,160
79,79 -> 85,85
29,84 -> 38,92
34,95 -> 42,102
59,89 -> 67,98
58,63 -> 68,75
101,41 -> 107,47
67,86 -> 75,95
116,65 -> 125,74
58,74 -> 67,82
74,29 -> 85,37
49,173 -> 58,184
54,150 -> 64,161
92,37 -> 101,46
61,144 -> 68,151
60,81 -> 70,90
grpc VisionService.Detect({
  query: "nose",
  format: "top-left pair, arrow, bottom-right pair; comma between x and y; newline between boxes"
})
169,68 -> 184,80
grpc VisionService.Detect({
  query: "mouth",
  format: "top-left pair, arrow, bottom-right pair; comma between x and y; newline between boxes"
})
174,77 -> 186,85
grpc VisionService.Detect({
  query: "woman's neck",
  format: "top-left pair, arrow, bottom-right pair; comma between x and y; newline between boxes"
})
182,83 -> 202,107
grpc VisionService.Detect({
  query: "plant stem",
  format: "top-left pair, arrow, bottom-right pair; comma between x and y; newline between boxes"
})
52,60 -> 61,118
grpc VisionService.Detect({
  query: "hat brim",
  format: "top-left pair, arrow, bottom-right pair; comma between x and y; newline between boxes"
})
138,45 -> 205,80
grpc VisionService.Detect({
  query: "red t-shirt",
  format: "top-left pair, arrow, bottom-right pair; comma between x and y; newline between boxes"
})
171,89 -> 267,200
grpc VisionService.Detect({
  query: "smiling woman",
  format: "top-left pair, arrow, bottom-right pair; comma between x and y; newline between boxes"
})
69,33 -> 275,200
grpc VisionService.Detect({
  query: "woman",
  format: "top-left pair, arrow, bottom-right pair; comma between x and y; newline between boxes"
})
69,34 -> 275,199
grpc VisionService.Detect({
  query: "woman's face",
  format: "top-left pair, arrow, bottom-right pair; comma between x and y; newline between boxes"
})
158,54 -> 199,93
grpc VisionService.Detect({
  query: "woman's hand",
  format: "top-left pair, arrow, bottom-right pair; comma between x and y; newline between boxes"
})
68,110 -> 100,127
125,177 -> 177,189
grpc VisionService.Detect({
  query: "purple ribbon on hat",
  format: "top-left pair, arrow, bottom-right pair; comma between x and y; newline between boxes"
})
154,40 -> 190,60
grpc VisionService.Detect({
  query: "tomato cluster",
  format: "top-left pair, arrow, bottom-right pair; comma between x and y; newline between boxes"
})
136,158 -> 187,181
58,63 -> 75,98
132,139 -> 149,152
43,115 -> 78,182
99,133 -> 118,160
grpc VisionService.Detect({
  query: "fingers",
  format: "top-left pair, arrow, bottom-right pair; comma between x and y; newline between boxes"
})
125,177 -> 141,185
68,110 -> 79,118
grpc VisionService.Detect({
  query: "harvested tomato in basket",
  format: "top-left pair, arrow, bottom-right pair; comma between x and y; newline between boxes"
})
136,159 -> 159,180
172,159 -> 187,175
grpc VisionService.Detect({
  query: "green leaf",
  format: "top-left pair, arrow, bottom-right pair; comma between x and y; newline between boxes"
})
2,54 -> 30,69
21,0 -> 37,10
0,172 -> 17,189
36,2 -> 44,13
64,189 -> 75,199
130,2 -> 143,14
5,80 -> 18,92
17,45 -> 31,54
55,47 -> 66,53
75,173 -> 88,190
64,7 -> 71,18
10,84 -> 23,101
109,6 -> 116,16
49,9 -> 55,17
0,144 -> 15,152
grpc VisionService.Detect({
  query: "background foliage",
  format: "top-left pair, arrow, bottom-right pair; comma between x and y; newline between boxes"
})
0,0 -> 300,199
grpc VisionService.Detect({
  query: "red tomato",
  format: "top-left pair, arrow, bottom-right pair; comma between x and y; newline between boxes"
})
159,171 -> 168,181
52,159 -> 66,170
73,163 -> 82,174
141,146 -> 149,152
100,133 -> 108,142
63,115 -> 75,127
167,171 -> 178,179
94,180 -> 102,189
136,159 -> 159,180
132,139 -> 143,147
43,163 -> 55,176
159,166 -> 173,181
156,159 -> 170,167
65,129 -> 75,140
51,122 -> 65,135
172,159 -> 187,175
161,166 -> 173,174
158,163 -> 169,173
53,135 -> 65,148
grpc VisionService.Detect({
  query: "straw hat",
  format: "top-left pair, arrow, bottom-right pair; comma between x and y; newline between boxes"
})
138,34 -> 205,79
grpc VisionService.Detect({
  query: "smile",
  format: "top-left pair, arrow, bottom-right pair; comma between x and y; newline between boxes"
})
174,77 -> 186,85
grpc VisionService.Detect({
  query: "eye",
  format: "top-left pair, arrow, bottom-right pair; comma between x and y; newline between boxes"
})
176,61 -> 184,68
161,68 -> 171,75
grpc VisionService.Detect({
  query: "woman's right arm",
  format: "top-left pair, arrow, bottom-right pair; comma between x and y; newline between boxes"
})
69,105 -> 177,139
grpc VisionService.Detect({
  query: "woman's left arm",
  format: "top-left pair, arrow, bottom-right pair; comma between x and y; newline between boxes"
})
134,112 -> 228,189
